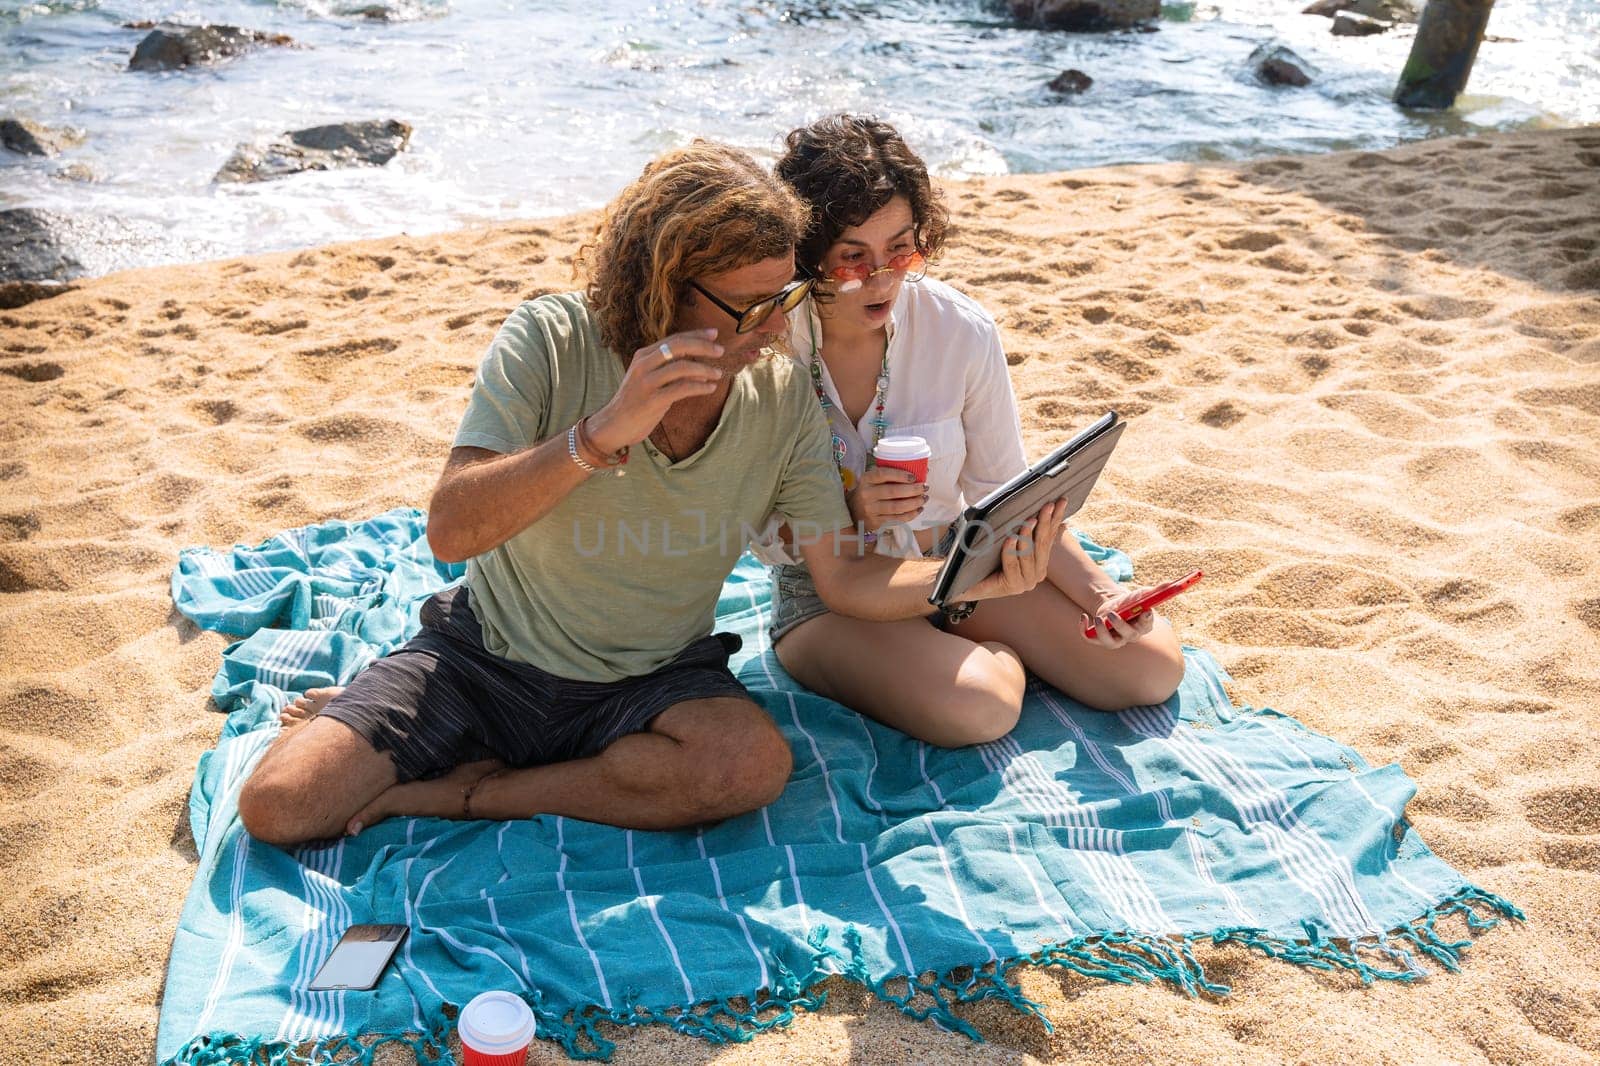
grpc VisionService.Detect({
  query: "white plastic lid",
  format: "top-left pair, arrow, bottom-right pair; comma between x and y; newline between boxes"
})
458,990 -> 536,1053
873,435 -> 931,461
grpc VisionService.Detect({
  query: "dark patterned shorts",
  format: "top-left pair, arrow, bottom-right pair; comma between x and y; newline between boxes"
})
320,584 -> 751,783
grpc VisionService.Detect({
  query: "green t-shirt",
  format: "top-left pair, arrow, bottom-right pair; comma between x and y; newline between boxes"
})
452,292 -> 850,683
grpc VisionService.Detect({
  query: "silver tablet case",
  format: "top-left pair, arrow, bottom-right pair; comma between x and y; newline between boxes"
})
929,413 -> 1125,607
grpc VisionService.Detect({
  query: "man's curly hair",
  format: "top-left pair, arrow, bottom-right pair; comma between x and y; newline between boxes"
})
577,142 -> 809,358
775,115 -> 948,287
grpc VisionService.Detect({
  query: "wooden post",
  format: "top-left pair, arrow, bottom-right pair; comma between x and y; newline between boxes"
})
1394,0 -> 1497,109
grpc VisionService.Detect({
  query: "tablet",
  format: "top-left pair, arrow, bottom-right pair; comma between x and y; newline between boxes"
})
928,411 -> 1124,610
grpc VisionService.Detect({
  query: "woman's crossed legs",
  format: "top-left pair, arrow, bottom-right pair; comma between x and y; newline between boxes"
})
775,579 -> 1185,747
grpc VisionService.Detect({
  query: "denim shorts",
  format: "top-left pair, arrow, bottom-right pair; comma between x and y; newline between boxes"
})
768,527 -> 956,644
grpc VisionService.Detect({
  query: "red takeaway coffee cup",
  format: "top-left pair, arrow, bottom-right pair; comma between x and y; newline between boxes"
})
459,990 -> 536,1066
873,435 -> 930,482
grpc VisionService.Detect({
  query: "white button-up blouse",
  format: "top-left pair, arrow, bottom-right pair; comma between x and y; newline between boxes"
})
754,276 -> 1029,563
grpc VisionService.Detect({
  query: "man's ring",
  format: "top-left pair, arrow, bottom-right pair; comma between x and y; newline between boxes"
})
659,341 -> 673,360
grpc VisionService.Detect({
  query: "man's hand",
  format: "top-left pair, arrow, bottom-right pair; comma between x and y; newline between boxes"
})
962,499 -> 1070,604
585,327 -> 726,453
848,466 -> 926,532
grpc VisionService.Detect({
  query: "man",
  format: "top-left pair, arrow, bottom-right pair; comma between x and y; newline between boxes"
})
237,142 -> 1066,847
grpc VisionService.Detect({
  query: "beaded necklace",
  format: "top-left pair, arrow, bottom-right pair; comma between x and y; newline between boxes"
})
807,323 -> 889,491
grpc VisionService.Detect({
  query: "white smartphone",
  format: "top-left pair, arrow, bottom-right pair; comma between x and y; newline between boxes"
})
308,923 -> 409,991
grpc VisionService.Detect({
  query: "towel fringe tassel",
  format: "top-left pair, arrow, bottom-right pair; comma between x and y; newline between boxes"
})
164,885 -> 1522,1064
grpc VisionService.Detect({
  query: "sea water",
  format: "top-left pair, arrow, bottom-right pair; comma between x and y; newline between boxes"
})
1,0 -> 1595,273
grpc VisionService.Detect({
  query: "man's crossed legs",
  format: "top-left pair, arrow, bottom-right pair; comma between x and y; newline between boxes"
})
236,586 -> 791,847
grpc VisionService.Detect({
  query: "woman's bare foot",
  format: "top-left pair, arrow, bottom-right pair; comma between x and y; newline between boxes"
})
345,758 -> 507,837
277,686 -> 342,735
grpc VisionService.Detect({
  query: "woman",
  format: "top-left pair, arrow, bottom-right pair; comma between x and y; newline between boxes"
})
762,114 -> 1186,747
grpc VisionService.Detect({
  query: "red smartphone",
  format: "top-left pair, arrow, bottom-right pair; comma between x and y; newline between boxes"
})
1083,569 -> 1203,639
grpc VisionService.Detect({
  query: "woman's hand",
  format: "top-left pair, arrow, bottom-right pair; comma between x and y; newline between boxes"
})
584,328 -> 726,453
964,500 -> 1070,603
847,466 -> 927,532
1081,586 -> 1159,649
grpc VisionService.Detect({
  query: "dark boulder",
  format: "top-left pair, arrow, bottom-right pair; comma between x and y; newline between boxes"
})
1,118 -> 85,158
215,119 -> 414,183
0,279 -> 78,310
1047,69 -> 1095,94
0,208 -> 217,286
1304,0 -> 1418,24
128,24 -> 294,71
1008,0 -> 1159,32
1332,12 -> 1390,35
1248,43 -> 1317,87
0,209 -> 84,284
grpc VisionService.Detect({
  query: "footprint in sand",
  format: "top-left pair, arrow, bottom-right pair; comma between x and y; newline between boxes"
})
1199,400 -> 1244,428
238,317 -> 309,337
0,739 -> 63,804
1087,347 -> 1160,384
1523,785 -> 1600,835
1516,383 -> 1600,416
189,398 -> 236,425
1507,979 -> 1600,1050
1407,785 -> 1497,822
1219,230 -> 1283,253
1537,838 -> 1600,873
0,361 -> 64,382
446,309 -> 497,330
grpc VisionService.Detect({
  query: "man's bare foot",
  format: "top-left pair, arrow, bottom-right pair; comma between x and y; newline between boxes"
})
344,758 -> 507,837
277,686 -> 343,735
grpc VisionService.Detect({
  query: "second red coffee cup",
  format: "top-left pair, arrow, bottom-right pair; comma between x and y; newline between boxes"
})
873,435 -> 930,482
459,990 -> 536,1066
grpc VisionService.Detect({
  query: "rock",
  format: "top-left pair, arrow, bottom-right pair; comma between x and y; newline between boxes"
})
0,279 -> 78,310
1,118 -> 86,158
0,209 -> 84,283
1047,69 -> 1095,94
1007,0 -> 1160,32
128,24 -> 295,71
1248,43 -> 1316,87
334,1 -> 439,20
1303,0 -> 1418,24
0,209 -> 214,282
215,119 -> 413,183
1332,12 -> 1390,35
52,164 -> 98,183
1356,0 -> 1418,22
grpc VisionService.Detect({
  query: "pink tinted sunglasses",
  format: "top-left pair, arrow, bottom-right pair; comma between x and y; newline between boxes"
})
822,251 -> 926,293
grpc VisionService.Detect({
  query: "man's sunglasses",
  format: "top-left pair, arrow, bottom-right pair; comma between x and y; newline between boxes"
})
689,277 -> 815,334
822,251 -> 927,293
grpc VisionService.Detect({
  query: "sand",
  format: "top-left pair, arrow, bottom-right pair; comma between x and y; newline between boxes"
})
1,125 -> 1597,1066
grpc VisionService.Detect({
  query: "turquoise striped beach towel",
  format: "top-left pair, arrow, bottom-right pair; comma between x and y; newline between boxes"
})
160,508 -> 1519,1064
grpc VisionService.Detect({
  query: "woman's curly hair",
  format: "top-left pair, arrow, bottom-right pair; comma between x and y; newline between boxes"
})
775,115 -> 948,285
577,141 -> 809,358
